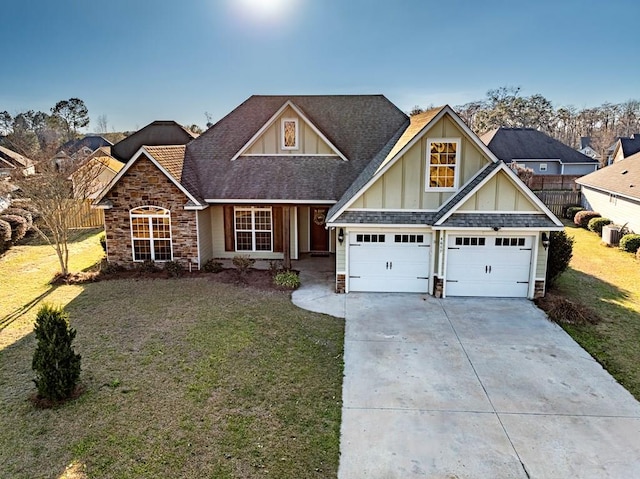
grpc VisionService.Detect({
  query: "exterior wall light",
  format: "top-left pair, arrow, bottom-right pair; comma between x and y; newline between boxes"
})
338,228 -> 345,245
541,232 -> 550,249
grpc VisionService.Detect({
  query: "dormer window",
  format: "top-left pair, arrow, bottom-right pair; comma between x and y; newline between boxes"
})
426,138 -> 460,191
281,118 -> 298,150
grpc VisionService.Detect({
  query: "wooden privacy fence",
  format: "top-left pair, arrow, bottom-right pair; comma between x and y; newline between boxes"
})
68,199 -> 104,229
534,190 -> 581,218
528,175 -> 580,191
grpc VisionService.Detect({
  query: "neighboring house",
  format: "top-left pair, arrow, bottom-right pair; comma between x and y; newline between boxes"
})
575,151 -> 640,233
610,133 -> 640,164
578,137 -> 600,161
54,135 -> 114,171
0,145 -> 36,177
111,121 -> 198,163
480,128 -> 599,175
95,95 -> 563,299
70,146 -> 124,199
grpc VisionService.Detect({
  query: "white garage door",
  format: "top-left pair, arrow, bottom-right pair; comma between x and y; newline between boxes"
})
446,235 -> 533,297
349,232 -> 431,293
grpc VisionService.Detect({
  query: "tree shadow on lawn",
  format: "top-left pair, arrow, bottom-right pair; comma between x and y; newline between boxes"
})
17,227 -> 103,247
550,267 -> 640,400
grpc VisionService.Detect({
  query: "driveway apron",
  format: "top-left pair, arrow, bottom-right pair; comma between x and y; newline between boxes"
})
338,294 -> 640,479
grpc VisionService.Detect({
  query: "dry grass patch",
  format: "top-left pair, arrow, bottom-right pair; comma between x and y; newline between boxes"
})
0,278 -> 343,479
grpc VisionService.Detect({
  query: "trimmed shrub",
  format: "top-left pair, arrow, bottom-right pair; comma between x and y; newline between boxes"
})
620,234 -> 640,253
164,260 -> 184,277
0,218 -> 11,254
565,205 -> 583,220
274,271 -> 301,289
546,230 -> 574,288
99,232 -> 107,253
0,214 -> 28,242
10,199 -> 41,221
202,259 -> 223,273
3,207 -> 33,230
588,217 -> 612,235
232,254 -> 255,274
136,260 -> 160,273
573,210 -> 600,229
32,305 -> 82,402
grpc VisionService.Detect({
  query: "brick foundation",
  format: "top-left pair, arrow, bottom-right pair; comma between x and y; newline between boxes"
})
534,280 -> 545,298
433,277 -> 444,298
103,155 -> 199,268
336,273 -> 346,293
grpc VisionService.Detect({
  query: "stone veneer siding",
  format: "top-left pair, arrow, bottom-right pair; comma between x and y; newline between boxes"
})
103,154 -> 199,267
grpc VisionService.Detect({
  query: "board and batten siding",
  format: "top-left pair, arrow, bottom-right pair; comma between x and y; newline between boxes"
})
350,116 -> 490,210
536,237 -> 548,279
197,208 -> 213,265
244,106 -> 334,156
581,186 -> 640,233
458,172 -> 538,212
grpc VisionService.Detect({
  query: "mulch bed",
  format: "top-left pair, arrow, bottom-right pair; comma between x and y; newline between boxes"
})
51,267 -> 296,292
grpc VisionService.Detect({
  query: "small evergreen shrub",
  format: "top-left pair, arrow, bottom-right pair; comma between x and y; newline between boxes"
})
164,260 -> 184,277
565,205 -> 583,220
274,271 -> 301,289
0,218 -> 11,254
573,210 -> 600,229
232,254 -> 255,274
100,261 -> 124,275
32,305 -> 82,402
620,234 -> 640,253
99,232 -> 107,253
202,259 -> 223,273
546,230 -> 574,288
136,260 -> 159,273
0,214 -> 28,242
588,217 -> 612,235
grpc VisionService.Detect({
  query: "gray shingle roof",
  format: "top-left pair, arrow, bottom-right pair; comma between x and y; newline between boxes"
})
576,151 -> 640,200
331,211 -> 437,225
182,95 -> 408,201
620,136 -> 640,158
438,213 -> 559,228
112,121 -> 196,162
480,128 -> 598,165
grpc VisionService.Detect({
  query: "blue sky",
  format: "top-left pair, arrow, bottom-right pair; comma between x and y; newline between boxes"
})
2,0 -> 639,132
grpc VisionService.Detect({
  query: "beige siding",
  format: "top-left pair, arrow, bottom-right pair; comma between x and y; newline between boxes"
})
197,208 -> 213,265
354,114 -> 491,210
536,236 -> 548,279
458,171 -> 538,212
582,187 -> 640,233
336,236 -> 346,272
244,106 -> 336,156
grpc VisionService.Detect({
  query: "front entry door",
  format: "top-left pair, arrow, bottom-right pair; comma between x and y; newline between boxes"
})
310,207 -> 329,252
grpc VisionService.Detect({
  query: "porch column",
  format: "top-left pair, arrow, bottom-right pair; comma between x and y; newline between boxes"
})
283,206 -> 291,270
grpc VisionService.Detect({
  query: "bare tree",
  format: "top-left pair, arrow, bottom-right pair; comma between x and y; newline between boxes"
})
15,158 -> 105,277
96,114 -> 109,134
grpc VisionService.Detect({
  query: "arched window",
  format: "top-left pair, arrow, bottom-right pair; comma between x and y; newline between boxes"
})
130,206 -> 172,261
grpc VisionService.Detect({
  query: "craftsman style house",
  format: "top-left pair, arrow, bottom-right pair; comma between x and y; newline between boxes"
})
95,95 -> 563,298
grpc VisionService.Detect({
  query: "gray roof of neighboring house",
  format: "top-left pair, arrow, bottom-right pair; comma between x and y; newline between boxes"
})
331,211 -> 437,225
182,95 -> 408,201
576,151 -> 640,200
59,135 -> 113,155
112,121 -> 197,162
438,213 -> 559,229
619,135 -> 640,158
480,128 -> 599,164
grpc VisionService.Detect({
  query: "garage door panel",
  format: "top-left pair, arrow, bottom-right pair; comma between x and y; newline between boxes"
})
446,235 -> 533,298
349,232 -> 431,293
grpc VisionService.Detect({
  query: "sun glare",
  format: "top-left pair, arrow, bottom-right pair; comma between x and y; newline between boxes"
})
232,0 -> 298,24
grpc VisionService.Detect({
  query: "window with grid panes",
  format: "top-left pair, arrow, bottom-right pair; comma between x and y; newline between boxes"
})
130,206 -> 172,261
235,207 -> 272,252
427,139 -> 460,190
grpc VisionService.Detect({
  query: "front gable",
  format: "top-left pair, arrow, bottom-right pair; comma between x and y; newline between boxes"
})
232,101 -> 347,160
346,110 -> 493,211
457,170 -> 538,212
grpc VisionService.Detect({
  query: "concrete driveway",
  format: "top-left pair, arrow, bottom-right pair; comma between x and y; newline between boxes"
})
292,287 -> 640,478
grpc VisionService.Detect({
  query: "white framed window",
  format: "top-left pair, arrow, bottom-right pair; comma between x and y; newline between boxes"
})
235,206 -> 273,252
426,138 -> 460,191
539,163 -> 548,172
130,206 -> 172,261
281,118 -> 298,150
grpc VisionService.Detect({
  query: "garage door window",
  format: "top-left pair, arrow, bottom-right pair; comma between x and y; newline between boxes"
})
454,237 -> 486,246
495,237 -> 526,247
355,234 -> 385,243
395,234 -> 425,243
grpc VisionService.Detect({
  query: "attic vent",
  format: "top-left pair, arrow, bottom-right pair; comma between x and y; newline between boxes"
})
621,170 -> 628,174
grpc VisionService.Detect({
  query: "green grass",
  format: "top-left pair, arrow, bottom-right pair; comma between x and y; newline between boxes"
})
553,222 -> 640,399
0,236 -> 344,479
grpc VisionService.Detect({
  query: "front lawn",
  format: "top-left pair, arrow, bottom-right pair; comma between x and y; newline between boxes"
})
0,236 -> 344,478
553,223 -> 640,399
